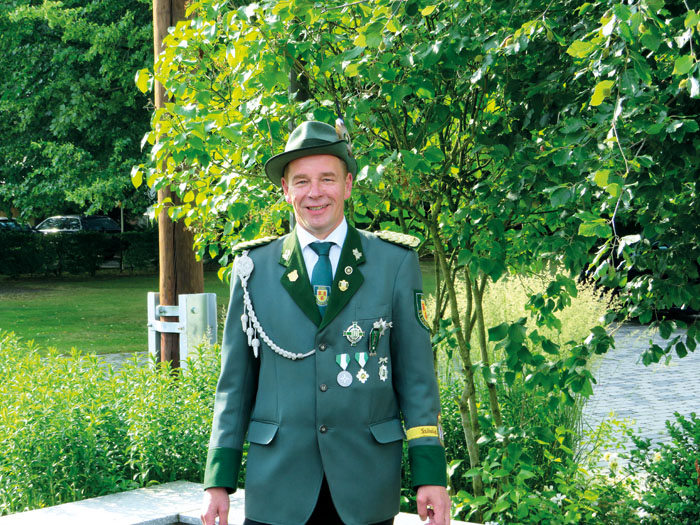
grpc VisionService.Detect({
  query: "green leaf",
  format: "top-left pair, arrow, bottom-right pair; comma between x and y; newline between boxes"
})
424,146 -> 445,163
641,30 -> 661,52
550,187 -> 572,207
673,55 -> 695,76
542,340 -> 559,355
593,169 -> 610,187
135,68 -> 152,94
345,63 -> 360,78
618,22 -> 634,43
591,80 -> 615,106
488,323 -> 509,342
566,40 -> 596,58
686,11 -> 700,28
579,219 -> 612,238
646,122 -> 665,134
130,166 -> 143,189
421,5 -> 437,16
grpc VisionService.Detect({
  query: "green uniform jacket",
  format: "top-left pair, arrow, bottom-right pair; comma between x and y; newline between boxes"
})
204,225 -> 446,525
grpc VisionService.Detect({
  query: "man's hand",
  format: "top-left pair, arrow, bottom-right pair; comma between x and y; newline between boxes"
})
416,485 -> 451,525
201,487 -> 230,525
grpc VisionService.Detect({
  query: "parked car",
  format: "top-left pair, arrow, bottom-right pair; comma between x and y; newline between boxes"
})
35,215 -> 121,234
0,217 -> 33,232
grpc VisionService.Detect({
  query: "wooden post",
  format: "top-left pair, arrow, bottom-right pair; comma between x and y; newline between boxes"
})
153,0 -> 203,368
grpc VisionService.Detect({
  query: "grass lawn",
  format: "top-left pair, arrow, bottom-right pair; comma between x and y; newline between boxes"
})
0,260 -> 435,356
0,271 -> 231,355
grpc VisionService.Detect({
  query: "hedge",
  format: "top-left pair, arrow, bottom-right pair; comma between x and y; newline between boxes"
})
0,231 -> 158,276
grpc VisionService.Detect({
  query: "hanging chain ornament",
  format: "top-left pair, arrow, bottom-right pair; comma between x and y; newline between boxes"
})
237,251 -> 315,360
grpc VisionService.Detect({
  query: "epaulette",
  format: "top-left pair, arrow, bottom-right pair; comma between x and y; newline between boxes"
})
375,230 -> 420,249
232,235 -> 279,253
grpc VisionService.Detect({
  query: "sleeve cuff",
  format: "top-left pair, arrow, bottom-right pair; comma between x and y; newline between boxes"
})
203,447 -> 243,492
408,445 -> 447,488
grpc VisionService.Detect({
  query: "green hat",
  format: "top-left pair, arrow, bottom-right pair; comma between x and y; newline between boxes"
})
264,121 -> 357,186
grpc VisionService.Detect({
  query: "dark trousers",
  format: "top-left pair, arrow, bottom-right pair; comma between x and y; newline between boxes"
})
243,477 -> 395,525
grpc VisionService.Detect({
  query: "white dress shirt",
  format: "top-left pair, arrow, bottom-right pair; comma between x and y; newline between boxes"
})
296,219 -> 347,279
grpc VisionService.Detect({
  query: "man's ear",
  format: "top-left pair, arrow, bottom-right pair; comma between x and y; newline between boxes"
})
281,176 -> 291,203
344,172 -> 353,200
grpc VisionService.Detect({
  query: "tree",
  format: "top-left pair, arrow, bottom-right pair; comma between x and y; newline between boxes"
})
0,0 -> 154,220
133,0 -> 700,520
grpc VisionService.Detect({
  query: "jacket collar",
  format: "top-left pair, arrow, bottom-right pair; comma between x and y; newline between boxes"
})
279,225 -> 366,328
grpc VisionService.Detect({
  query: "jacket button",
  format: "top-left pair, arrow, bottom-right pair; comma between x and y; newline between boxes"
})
319,425 -> 328,433
319,343 -> 327,351
320,384 -> 328,392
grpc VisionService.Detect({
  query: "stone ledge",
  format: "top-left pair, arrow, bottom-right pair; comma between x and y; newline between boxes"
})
0,481 -> 475,524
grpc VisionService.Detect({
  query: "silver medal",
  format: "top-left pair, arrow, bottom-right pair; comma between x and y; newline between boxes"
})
337,370 -> 353,387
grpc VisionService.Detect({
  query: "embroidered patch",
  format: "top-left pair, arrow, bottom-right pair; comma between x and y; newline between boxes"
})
314,285 -> 330,306
406,426 -> 439,441
415,291 -> 430,331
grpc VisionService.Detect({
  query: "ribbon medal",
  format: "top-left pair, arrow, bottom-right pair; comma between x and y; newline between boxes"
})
336,353 -> 352,387
355,352 -> 369,383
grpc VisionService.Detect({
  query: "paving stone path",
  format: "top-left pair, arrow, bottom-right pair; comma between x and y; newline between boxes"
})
583,322 -> 700,446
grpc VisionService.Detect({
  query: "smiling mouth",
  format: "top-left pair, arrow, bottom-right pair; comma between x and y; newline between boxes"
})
307,205 -> 328,211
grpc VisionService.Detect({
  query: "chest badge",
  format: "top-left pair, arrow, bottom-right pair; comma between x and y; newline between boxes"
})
338,280 -> 349,292
343,321 -> 365,346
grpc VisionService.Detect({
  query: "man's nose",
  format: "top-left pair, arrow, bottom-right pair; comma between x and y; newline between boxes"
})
308,180 -> 321,197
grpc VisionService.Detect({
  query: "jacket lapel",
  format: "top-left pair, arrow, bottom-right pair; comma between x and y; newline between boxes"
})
279,230 -> 322,327
320,226 -> 365,331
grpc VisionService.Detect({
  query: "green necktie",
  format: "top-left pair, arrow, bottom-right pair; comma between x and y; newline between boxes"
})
310,242 -> 333,316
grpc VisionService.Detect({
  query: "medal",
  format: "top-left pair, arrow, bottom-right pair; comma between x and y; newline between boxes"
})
368,318 -> 392,355
378,357 -> 388,382
343,321 -> 365,346
336,353 -> 352,387
355,352 -> 369,383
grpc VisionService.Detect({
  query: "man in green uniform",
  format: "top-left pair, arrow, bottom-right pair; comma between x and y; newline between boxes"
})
201,121 -> 450,525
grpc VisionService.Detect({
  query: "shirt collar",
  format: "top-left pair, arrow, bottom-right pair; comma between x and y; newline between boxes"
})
296,218 -> 348,250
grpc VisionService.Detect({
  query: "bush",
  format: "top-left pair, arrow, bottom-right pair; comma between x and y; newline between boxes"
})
0,231 -> 158,277
0,332 -> 220,515
628,412 -> 700,524
120,231 -> 158,271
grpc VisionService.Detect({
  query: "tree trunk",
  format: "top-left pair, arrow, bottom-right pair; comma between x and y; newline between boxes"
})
153,0 -> 203,367
428,212 -> 483,500
473,274 -> 503,428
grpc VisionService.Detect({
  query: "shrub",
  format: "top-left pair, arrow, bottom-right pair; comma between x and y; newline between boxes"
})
627,412 -> 700,524
0,332 -> 220,515
120,231 -> 158,271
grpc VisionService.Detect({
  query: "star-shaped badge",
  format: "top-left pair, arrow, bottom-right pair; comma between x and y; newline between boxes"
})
353,248 -> 362,261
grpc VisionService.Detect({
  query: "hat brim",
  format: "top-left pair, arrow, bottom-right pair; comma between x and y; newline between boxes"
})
264,140 -> 357,186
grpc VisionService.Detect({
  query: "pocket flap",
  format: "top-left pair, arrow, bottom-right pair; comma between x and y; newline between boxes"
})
247,420 -> 279,445
369,418 -> 405,443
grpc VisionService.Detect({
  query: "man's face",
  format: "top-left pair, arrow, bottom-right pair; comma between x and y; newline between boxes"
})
281,154 -> 352,240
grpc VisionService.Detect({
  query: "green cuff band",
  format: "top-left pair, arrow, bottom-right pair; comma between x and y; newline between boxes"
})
203,447 -> 242,492
409,445 -> 447,488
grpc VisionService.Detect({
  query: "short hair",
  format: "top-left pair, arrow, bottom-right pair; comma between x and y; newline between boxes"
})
282,156 -> 348,180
